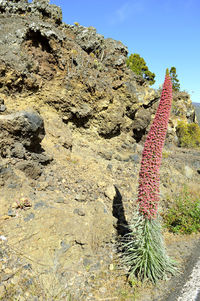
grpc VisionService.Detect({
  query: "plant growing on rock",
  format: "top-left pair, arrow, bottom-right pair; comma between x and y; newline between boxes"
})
122,69 -> 177,283
170,66 -> 180,91
126,53 -> 155,85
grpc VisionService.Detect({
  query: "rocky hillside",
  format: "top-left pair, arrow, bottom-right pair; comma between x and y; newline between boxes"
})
193,102 -> 200,125
0,1 -> 200,300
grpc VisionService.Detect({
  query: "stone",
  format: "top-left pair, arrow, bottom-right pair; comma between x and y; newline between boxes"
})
72,26 -> 104,54
55,197 -> 65,203
73,208 -> 85,216
75,194 -> 86,202
0,111 -> 45,157
16,161 -> 42,179
184,165 -> 193,179
1,215 -> 11,220
60,241 -> 71,253
0,104 -> 6,112
24,212 -> 35,222
104,185 -> 116,200
7,209 -> 16,217
98,150 -> 113,160
11,142 -> 26,159
107,164 -> 112,171
102,38 -> 128,68
34,201 -> 47,209
129,154 -> 140,163
30,153 -> 53,164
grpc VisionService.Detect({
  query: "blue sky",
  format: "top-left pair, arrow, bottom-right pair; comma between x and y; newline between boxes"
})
50,0 -> 200,103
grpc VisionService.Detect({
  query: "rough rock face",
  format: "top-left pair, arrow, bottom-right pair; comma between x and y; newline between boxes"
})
193,102 -> 200,125
172,91 -> 196,123
0,0 -> 160,142
0,0 -> 62,24
0,1 -> 200,300
0,0 -> 196,143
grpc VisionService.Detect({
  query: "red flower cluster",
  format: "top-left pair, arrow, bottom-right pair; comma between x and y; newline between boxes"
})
137,72 -> 172,219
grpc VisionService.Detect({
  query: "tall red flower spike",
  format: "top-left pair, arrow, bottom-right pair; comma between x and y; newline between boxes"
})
137,71 -> 172,219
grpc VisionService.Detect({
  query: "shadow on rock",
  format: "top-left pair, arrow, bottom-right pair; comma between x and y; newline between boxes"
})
112,185 -> 129,237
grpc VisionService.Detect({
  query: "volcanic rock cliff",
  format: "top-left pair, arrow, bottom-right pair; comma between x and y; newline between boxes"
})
0,1 -> 200,300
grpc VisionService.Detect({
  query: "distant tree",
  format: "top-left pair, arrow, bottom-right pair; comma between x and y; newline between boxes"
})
169,67 -> 180,91
126,53 -> 155,85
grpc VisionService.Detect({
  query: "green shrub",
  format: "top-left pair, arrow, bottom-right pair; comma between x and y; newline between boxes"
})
176,121 -> 200,148
163,187 -> 200,234
126,53 -> 155,85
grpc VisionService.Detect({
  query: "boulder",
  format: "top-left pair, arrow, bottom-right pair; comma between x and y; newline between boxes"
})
0,110 -> 45,157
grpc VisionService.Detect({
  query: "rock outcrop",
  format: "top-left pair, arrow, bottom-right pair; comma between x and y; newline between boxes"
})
0,111 -> 44,156
193,102 -> 200,125
0,1 -> 200,300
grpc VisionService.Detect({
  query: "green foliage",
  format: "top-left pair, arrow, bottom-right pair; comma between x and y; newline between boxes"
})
127,53 -> 155,85
121,211 -> 177,283
163,187 -> 200,234
162,150 -> 170,158
170,67 -> 180,91
176,121 -> 200,148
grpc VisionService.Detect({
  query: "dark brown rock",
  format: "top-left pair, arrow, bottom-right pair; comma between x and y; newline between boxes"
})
0,111 -> 45,157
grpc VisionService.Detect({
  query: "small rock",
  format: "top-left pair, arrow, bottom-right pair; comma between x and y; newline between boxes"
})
23,264 -> 32,270
34,201 -> 47,209
98,151 -> 113,160
0,98 -> 6,112
31,153 -> 53,164
104,185 -> 116,200
75,194 -> 86,202
129,154 -> 140,163
90,262 -> 101,271
184,165 -> 193,179
11,142 -> 26,159
1,215 -> 11,220
55,197 -> 65,203
7,209 -> 16,217
7,183 -> 19,189
73,208 -> 85,216
83,257 -> 92,267
0,104 -> 6,112
24,212 -> 35,222
60,241 -> 71,252
16,161 -> 42,179
107,164 -> 112,171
